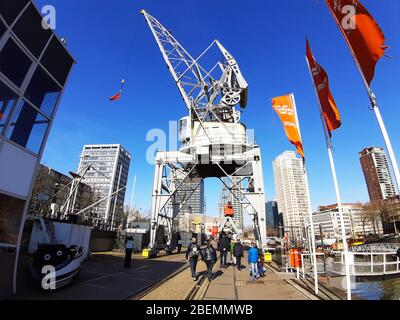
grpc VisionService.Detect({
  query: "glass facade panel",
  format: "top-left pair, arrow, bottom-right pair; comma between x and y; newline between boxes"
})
0,0 -> 30,26
0,81 -> 18,135
0,192 -> 26,245
24,66 -> 61,116
0,18 -> 6,40
41,37 -> 74,86
7,100 -> 49,154
0,38 -> 32,87
12,3 -> 52,58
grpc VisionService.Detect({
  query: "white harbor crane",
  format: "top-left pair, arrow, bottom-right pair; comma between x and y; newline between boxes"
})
141,10 -> 267,256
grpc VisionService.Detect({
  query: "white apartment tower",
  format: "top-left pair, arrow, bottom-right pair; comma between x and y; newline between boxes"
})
78,144 -> 131,230
273,151 -> 311,241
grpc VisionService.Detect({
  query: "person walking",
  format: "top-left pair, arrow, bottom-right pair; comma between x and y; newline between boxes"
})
248,242 -> 259,280
186,237 -> 203,281
218,232 -> 230,268
203,239 -> 217,281
234,239 -> 244,271
230,239 -> 236,266
176,233 -> 182,254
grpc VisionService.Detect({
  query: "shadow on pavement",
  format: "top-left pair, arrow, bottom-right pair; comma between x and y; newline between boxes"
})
14,253 -> 186,300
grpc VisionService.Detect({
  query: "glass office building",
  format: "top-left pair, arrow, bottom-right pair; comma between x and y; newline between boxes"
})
0,1 -> 74,297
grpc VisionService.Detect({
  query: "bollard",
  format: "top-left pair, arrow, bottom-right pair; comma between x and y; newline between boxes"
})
124,236 -> 133,268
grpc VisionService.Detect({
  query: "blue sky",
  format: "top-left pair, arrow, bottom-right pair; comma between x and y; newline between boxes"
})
35,0 -> 400,223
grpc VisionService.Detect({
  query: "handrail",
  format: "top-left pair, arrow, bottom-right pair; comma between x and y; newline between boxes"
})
330,251 -> 400,276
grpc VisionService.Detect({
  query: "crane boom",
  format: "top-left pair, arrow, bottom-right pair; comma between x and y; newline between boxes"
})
140,9 -> 248,124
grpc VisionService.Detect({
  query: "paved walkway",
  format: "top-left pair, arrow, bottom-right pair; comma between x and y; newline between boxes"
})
202,255 -> 312,300
14,252 -> 186,300
141,258 -> 206,300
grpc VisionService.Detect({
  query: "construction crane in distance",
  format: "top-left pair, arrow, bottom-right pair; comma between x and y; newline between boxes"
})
140,9 -> 267,256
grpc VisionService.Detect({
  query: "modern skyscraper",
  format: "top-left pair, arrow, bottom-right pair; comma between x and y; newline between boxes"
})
175,177 -> 205,231
0,1 -> 74,297
78,144 -> 131,230
273,151 -> 311,241
359,147 -> 397,202
218,178 -> 244,231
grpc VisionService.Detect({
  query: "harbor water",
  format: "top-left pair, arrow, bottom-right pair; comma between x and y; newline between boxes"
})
352,278 -> 400,300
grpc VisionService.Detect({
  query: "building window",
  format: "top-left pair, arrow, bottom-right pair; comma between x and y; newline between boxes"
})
12,3 -> 52,58
0,0 -> 30,26
24,66 -> 61,117
0,81 -> 18,135
0,38 -> 32,87
41,37 -> 73,86
6,99 -> 50,154
0,192 -> 26,245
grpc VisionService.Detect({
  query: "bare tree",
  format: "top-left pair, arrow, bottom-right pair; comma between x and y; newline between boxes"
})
380,200 -> 400,234
362,202 -> 381,235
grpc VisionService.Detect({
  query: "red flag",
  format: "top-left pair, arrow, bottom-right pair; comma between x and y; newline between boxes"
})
109,79 -> 125,102
325,0 -> 387,85
306,38 -> 341,137
109,92 -> 122,101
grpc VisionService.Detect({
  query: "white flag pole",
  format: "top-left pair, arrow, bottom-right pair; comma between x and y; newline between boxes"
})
290,93 -> 319,295
326,2 -> 400,196
129,175 -> 137,211
305,56 -> 352,300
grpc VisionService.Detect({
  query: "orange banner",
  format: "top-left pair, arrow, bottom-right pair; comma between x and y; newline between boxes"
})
325,0 -> 387,85
272,94 -> 304,159
306,38 -> 341,137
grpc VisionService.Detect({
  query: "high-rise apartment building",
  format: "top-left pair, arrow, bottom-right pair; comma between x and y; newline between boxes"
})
78,144 -> 131,230
273,151 -> 311,241
0,1 -> 75,297
359,147 -> 397,202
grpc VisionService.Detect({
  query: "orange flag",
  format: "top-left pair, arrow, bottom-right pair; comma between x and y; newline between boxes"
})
325,0 -> 387,85
306,38 -> 341,137
272,94 -> 305,159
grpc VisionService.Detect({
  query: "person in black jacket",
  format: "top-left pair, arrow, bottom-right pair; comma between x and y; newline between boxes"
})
234,239 -> 244,271
203,239 -> 217,281
218,232 -> 230,268
186,237 -> 203,280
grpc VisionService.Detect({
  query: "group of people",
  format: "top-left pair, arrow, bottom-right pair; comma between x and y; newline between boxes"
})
185,232 -> 267,282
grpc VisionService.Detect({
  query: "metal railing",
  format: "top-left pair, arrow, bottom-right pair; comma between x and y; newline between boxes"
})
276,250 -> 400,278
331,251 -> 400,276
300,253 -> 326,278
350,243 -> 400,253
